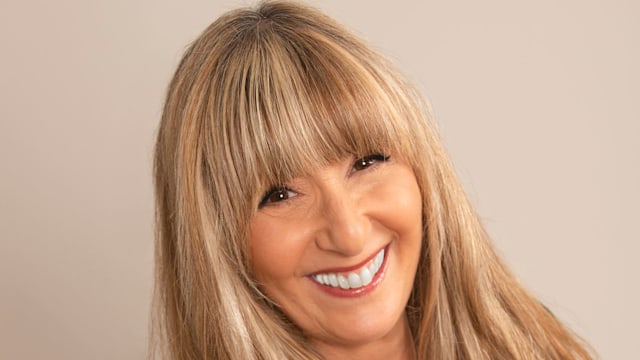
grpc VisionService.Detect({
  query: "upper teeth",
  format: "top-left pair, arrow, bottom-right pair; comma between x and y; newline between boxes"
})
311,248 -> 385,289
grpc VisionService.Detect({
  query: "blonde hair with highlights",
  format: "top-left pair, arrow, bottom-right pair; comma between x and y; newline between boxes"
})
152,1 -> 594,359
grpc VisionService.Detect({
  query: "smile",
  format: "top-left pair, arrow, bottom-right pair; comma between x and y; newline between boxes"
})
310,247 -> 385,290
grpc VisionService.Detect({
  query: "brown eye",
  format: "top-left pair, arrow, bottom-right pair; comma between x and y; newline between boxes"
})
259,186 -> 296,208
352,153 -> 390,172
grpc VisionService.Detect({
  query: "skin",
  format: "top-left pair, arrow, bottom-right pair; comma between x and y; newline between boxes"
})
249,154 -> 423,359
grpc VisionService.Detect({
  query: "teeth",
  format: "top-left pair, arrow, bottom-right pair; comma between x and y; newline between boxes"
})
321,274 -> 329,285
338,275 -> 350,289
328,274 -> 338,287
348,272 -> 362,288
311,248 -> 385,290
360,267 -> 372,286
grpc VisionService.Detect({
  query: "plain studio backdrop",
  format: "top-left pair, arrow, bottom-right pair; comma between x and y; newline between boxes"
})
1,0 -> 637,359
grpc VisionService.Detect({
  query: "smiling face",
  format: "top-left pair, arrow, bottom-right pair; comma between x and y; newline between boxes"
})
249,153 -> 423,355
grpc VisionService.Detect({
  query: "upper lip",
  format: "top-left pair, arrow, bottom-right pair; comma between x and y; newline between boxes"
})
309,244 -> 388,275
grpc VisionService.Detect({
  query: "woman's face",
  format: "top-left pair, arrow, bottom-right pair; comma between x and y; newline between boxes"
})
249,153 -> 423,351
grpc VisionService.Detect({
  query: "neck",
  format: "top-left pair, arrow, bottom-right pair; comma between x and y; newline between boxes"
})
313,313 -> 416,360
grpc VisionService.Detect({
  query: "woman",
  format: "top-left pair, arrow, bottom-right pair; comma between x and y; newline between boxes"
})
152,1 -> 594,358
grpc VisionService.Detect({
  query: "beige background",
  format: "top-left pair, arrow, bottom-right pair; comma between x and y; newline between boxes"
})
1,0 -> 637,358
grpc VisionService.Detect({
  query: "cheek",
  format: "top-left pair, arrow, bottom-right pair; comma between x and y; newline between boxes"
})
375,167 -> 423,235
248,215 -> 310,286
397,185 -> 423,231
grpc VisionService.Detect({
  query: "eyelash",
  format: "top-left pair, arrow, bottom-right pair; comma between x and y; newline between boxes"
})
258,153 -> 390,208
352,153 -> 390,172
258,186 -> 295,208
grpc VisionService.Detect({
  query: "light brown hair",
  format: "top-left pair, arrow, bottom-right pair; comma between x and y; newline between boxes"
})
152,1 -> 594,358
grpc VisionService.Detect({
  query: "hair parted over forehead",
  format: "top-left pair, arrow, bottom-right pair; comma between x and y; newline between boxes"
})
153,1 -> 594,359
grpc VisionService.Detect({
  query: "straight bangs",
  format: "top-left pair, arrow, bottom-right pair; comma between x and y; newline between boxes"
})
207,14 -> 420,213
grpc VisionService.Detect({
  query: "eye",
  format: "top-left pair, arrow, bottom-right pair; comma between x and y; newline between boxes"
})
259,186 -> 296,208
352,153 -> 390,172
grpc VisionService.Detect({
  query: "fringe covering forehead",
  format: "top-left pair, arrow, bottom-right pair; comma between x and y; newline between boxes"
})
202,11 -> 417,205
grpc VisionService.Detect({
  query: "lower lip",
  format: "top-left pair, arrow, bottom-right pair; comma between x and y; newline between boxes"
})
309,245 -> 390,298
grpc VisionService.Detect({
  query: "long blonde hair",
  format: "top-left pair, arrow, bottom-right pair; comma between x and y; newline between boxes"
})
152,1 -> 594,358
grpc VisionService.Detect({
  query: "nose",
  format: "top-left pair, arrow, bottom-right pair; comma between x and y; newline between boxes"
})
314,191 -> 369,256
